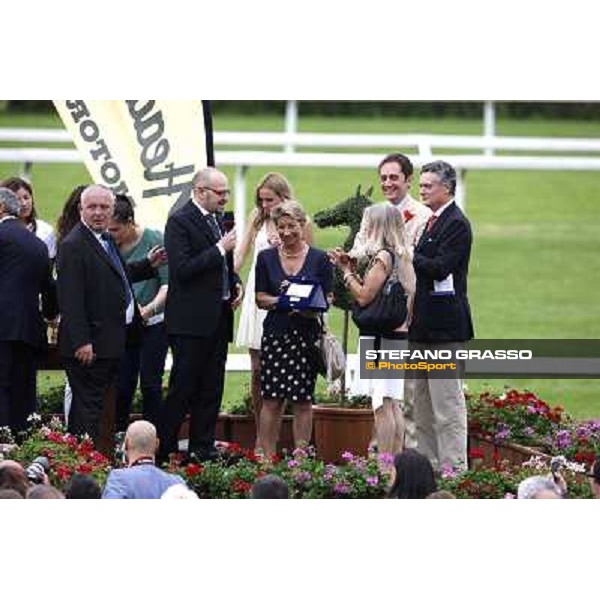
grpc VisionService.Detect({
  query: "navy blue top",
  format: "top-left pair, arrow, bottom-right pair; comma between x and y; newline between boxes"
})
255,246 -> 334,335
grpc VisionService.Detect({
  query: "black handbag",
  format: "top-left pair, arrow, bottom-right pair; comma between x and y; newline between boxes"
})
351,251 -> 408,335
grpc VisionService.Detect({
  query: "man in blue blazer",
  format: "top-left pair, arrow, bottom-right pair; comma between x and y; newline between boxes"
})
102,420 -> 186,499
0,187 -> 58,435
409,161 -> 474,472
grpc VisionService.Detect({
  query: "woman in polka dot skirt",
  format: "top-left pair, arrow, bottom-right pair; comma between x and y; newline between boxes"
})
255,201 -> 333,458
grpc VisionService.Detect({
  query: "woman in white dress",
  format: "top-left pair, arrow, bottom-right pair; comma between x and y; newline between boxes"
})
330,204 -> 415,457
2,177 -> 57,260
235,173 -> 313,444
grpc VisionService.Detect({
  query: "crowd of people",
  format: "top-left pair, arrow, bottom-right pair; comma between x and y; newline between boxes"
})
1,151 -> 590,499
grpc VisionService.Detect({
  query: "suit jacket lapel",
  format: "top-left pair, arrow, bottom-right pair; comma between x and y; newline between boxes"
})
79,223 -> 122,279
416,201 -> 457,248
186,201 -> 220,244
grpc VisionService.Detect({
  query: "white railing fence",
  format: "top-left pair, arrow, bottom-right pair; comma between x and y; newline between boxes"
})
4,128 -> 600,232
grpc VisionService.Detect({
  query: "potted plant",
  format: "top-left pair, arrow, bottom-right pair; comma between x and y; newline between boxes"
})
225,388 -> 295,453
312,392 -> 374,463
466,389 -> 566,466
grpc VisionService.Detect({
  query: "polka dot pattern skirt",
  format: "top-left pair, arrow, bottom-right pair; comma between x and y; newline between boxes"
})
260,328 -> 319,404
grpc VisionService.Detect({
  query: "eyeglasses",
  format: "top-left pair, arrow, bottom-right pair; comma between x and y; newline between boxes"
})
197,186 -> 231,199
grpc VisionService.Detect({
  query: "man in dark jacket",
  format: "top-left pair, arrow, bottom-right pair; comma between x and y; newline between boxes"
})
409,161 -> 474,472
0,187 -> 57,435
159,168 -> 242,462
57,185 -> 160,451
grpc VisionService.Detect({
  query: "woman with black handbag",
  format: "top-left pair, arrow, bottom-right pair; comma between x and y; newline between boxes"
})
330,204 -> 415,457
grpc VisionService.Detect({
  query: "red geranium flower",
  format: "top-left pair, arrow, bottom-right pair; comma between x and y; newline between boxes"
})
228,443 -> 242,454
232,480 -> 252,493
402,210 -> 415,223
56,464 -> 73,482
185,463 -> 203,478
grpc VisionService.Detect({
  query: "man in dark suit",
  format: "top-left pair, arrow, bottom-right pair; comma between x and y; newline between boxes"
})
160,167 -> 242,462
57,185 -> 158,452
409,160 -> 474,472
0,187 -> 58,435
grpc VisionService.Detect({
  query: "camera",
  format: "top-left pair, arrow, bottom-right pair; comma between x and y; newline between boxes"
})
550,455 -> 568,475
25,456 -> 50,484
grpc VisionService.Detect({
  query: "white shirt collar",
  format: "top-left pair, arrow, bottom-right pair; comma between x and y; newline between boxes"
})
192,197 -> 210,217
81,219 -> 107,244
389,194 -> 410,211
0,215 -> 17,224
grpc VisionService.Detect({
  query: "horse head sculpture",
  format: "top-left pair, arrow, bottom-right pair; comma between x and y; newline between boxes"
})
314,185 -> 374,311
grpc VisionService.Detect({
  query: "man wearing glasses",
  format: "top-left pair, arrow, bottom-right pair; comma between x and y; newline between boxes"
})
159,167 -> 243,462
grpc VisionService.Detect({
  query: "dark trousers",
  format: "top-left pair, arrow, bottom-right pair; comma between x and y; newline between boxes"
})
159,308 -> 229,459
0,341 -> 37,435
64,357 -> 120,450
115,322 -> 168,432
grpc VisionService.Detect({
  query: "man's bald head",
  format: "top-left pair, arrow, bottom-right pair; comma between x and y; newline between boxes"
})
125,420 -> 159,462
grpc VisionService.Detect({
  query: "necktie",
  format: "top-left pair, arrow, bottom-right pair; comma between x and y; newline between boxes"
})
101,232 -> 133,307
206,214 -> 230,300
426,214 -> 438,233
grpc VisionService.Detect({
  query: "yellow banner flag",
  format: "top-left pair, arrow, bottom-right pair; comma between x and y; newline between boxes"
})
53,100 -> 214,231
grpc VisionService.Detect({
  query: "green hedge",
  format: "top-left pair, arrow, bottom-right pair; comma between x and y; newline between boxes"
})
5,100 -> 600,120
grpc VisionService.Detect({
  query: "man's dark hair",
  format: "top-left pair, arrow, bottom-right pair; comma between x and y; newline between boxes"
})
387,449 -> 437,499
378,153 -> 414,179
421,160 -> 457,196
65,474 -> 102,499
251,475 -> 289,499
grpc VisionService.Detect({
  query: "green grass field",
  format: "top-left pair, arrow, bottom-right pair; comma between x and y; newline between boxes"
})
1,108 -> 599,418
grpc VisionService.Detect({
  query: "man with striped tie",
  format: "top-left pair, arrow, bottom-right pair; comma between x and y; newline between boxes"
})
160,168 -> 243,463
409,160 -> 474,473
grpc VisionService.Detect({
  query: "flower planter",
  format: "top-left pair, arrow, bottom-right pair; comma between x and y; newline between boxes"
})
468,434 -> 551,468
312,405 -> 374,464
228,414 -> 295,453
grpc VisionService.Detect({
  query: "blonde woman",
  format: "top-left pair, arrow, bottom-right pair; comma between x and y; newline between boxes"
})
255,201 -> 332,458
235,173 -> 313,444
330,203 -> 415,456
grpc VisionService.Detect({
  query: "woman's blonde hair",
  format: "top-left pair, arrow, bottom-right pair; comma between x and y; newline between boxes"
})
362,203 -> 414,293
252,172 -> 293,231
271,200 -> 307,226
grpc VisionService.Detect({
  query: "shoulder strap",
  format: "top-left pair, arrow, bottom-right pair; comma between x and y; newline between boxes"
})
380,247 -> 398,280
